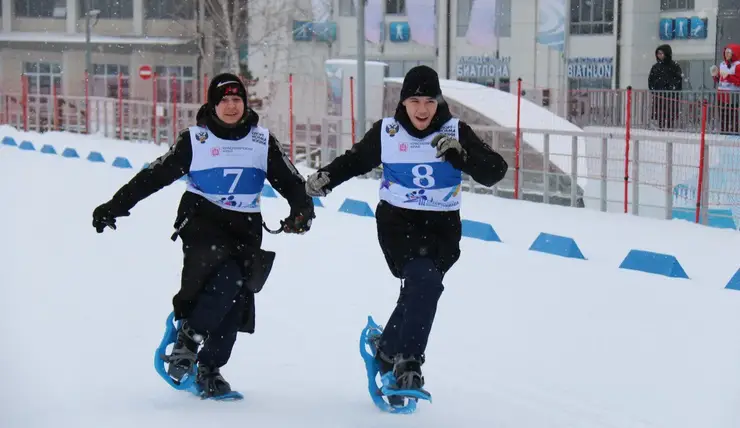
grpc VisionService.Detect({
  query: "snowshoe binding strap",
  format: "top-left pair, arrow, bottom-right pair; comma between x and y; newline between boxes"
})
154,312 -> 198,391
196,366 -> 235,399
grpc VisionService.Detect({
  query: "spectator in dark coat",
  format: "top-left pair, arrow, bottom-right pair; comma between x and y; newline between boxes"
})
648,44 -> 683,129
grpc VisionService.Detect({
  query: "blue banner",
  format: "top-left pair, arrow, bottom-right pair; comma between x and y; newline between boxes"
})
659,17 -> 708,40
567,57 -> 613,79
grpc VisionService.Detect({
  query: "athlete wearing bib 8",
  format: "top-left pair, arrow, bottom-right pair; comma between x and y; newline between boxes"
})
305,65 -> 508,405
378,116 -> 462,211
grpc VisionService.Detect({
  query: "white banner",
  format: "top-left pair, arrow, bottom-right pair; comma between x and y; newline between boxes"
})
354,0 -> 384,43
406,0 -> 436,46
466,0 -> 497,48
311,0 -> 330,22
537,0 -> 566,51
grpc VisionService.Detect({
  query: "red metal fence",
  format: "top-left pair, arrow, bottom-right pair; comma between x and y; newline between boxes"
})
1,73 -> 738,229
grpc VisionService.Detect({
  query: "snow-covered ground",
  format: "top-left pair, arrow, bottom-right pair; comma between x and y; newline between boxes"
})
2,129 -> 740,428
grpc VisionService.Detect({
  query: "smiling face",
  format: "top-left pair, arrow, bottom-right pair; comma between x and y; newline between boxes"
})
402,96 -> 438,130
215,95 -> 245,125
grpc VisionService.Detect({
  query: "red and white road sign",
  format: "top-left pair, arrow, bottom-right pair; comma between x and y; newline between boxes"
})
138,65 -> 153,80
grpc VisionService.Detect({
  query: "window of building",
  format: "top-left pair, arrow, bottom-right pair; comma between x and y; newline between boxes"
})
456,0 -> 512,38
155,65 -> 196,103
24,61 -> 62,94
91,63 -> 130,98
14,0 -> 56,17
213,47 -> 230,74
675,59 -> 715,91
78,0 -> 133,19
568,78 -> 612,90
338,0 -> 406,16
386,0 -> 405,15
146,0 -> 195,19
384,59 -> 435,77
455,77 -> 511,92
660,0 -> 695,11
338,0 -> 353,16
570,0 -> 614,35
718,0 -> 740,12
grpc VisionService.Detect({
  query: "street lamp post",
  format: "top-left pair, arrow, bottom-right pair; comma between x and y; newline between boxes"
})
84,3 -> 101,89
356,0 -> 366,136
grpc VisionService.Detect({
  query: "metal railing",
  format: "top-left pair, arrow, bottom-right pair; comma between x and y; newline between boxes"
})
4,72 -> 740,134
1,92 -> 737,231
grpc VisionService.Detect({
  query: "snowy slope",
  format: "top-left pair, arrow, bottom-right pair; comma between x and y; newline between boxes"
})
3,131 -> 740,428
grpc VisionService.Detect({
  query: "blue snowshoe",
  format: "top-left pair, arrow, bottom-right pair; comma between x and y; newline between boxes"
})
154,312 -> 243,401
359,316 -> 431,414
154,312 -> 198,391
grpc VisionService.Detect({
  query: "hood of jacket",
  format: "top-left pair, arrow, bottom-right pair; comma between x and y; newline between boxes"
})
724,43 -> 740,63
656,44 -> 673,62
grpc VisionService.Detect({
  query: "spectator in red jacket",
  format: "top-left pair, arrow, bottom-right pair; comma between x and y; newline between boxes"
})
711,43 -> 740,134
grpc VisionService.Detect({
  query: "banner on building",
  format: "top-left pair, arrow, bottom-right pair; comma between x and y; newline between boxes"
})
311,0 -> 331,22
406,0 -> 436,46
353,0 -> 384,43
537,0 -> 566,52
567,57 -> 613,79
466,0 -> 498,47
456,56 -> 510,79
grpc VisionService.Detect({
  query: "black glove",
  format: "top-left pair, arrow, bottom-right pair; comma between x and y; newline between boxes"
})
305,171 -> 332,197
92,201 -> 130,233
431,134 -> 467,169
281,208 -> 315,234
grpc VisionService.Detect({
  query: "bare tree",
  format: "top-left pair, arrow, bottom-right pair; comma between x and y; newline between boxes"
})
201,0 -> 247,75
236,0 -> 327,107
164,0 -> 309,75
156,1 -> 240,75
167,0 -> 328,111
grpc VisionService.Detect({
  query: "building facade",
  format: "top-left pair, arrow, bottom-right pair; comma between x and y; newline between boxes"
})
0,0 -> 728,108
0,0 -> 219,102
245,0 -> 724,120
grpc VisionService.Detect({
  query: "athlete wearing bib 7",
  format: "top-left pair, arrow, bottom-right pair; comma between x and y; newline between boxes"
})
305,66 -> 508,408
92,73 -> 314,399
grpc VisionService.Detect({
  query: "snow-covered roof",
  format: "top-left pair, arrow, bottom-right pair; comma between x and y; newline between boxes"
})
0,32 -> 194,45
325,59 -> 388,67
384,77 -> 588,190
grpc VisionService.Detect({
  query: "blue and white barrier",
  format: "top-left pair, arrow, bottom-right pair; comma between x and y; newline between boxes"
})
619,249 -> 689,279
5,135 -> 739,288
528,232 -> 585,260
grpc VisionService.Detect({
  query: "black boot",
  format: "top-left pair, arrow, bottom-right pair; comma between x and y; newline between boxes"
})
392,355 -> 426,391
370,336 -> 405,406
165,320 -> 205,384
196,365 -> 233,398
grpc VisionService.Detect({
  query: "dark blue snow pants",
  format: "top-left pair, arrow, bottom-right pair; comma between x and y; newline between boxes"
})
186,259 -> 247,368
379,257 -> 445,359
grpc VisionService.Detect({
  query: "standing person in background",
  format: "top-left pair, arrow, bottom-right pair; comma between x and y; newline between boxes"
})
648,44 -> 683,129
711,44 -> 740,135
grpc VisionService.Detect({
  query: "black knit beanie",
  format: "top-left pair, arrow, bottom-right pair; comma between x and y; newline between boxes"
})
399,65 -> 442,102
207,73 -> 247,108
